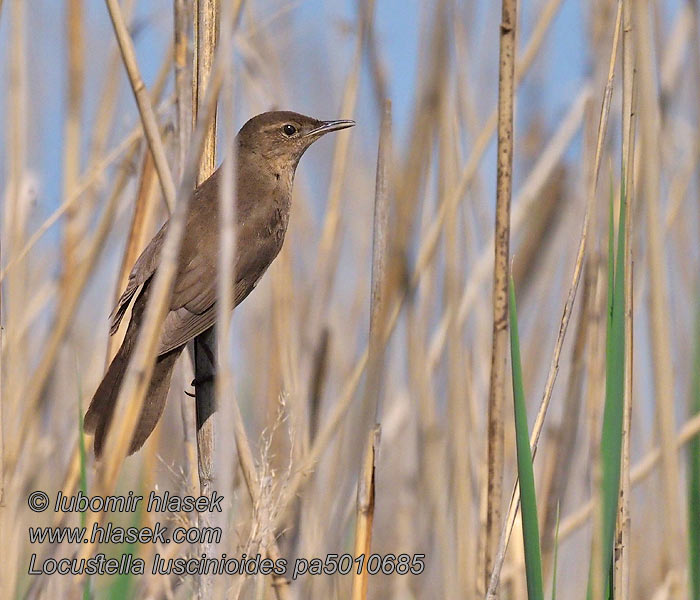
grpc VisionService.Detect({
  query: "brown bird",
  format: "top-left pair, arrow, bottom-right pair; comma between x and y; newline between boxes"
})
85,111 -> 354,457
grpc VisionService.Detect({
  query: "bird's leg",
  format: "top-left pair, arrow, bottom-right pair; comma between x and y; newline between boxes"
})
184,328 -> 217,397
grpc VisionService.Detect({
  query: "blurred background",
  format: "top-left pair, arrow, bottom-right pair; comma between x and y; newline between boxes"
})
0,0 -> 698,598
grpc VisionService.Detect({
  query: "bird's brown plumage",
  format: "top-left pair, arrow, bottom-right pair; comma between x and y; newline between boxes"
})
84,111 -> 354,456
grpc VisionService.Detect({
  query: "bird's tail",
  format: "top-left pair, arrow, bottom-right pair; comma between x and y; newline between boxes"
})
84,331 -> 182,457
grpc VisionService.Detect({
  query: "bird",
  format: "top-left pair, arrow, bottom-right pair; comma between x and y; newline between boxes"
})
84,111 -> 355,457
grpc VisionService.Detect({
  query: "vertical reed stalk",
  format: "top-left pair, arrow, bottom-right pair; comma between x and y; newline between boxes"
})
104,0 -> 176,212
174,0 -> 193,179
442,85 -> 475,596
172,0 -> 198,499
635,0 -> 683,590
350,426 -> 380,600
106,151 -> 161,363
615,1 -> 636,596
191,2 -> 218,598
485,0 -> 517,593
350,99 -> 391,600
212,1 -> 235,597
61,0 -> 85,299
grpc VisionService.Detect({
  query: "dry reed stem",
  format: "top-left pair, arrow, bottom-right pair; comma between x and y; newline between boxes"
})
422,0 -> 566,375
88,0 -> 136,170
191,3 -> 218,597
172,0 -> 198,507
350,425 -> 380,600
349,99 -> 391,600
487,3 -> 623,593
195,0 -> 219,178
364,99 -> 391,425
107,149 -> 161,362
174,0 -> 193,178
211,2 -> 237,599
635,0 -> 684,586
361,0 -> 388,113
531,94 -> 597,574
179,351 -> 199,497
442,79 -> 476,597
61,0 -> 85,300
105,0 -> 176,212
615,1 -> 635,596
616,263 -> 633,600
484,0 -> 517,591
308,327 -> 330,443
104,0 -> 172,351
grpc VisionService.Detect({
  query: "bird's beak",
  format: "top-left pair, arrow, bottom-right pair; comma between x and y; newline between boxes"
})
304,119 -> 355,137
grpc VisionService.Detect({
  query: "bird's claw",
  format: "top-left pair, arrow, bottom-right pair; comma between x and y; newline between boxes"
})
185,374 -> 215,396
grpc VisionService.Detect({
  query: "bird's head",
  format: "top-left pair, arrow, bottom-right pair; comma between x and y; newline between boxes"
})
237,111 -> 355,170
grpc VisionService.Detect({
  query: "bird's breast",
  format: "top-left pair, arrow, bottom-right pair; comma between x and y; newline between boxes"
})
266,205 -> 289,243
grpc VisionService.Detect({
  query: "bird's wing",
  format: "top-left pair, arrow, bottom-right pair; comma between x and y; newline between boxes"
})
111,166 -> 282,357
109,169 -> 222,334
170,250 -> 217,314
111,240 -> 220,356
155,206 -> 282,355
109,223 -> 168,335
156,251 -> 218,355
156,265 -> 268,355
157,305 -> 216,355
108,244 -> 219,357
108,217 -> 223,356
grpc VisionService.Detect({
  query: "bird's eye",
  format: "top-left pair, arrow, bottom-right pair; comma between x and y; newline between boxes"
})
282,124 -> 297,136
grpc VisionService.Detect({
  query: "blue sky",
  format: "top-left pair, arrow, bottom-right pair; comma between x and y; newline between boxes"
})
0,0 -> 590,217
